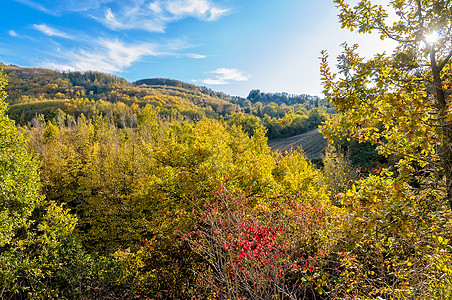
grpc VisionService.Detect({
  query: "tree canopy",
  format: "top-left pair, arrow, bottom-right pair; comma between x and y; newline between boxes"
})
321,0 -> 452,208
319,0 -> 452,297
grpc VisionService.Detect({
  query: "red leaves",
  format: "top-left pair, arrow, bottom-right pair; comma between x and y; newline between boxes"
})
184,185 -> 331,298
228,223 -> 281,262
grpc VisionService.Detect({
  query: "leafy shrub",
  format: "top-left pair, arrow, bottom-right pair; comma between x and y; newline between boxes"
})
183,185 -> 339,299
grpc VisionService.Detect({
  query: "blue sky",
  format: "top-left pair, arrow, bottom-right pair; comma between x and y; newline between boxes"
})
0,0 -> 395,97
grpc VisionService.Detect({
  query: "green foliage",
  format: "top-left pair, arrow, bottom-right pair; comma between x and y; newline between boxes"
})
0,71 -> 41,248
320,0 -> 452,297
333,174 -> 451,298
247,89 -> 328,108
321,0 -> 452,202
2,63 -> 330,142
0,38 -> 333,299
322,143 -> 356,200
1,63 -> 130,103
2,64 -> 237,126
273,149 -> 329,205
0,69 -> 99,299
1,53 -> 332,298
263,107 -> 329,139
26,106 -> 338,297
226,111 -> 262,136
8,1 -> 452,297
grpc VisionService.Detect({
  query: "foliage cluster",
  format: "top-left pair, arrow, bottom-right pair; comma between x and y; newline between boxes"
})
318,0 -> 452,297
17,97 -> 337,298
0,69 -> 101,299
183,186 -> 337,299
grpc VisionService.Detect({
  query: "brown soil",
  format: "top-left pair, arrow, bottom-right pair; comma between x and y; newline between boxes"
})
267,129 -> 327,160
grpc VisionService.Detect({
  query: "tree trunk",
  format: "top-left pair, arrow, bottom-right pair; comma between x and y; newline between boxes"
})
444,126 -> 452,210
431,48 -> 452,209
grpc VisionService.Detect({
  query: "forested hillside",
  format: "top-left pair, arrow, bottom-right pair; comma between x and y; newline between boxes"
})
1,62 -> 330,140
1,65 -> 337,298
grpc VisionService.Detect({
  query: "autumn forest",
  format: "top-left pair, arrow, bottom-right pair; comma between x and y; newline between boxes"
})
1,0 -> 452,299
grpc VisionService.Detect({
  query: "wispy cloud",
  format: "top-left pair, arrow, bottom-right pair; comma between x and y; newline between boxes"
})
98,7 -> 166,32
102,8 -> 128,30
166,0 -> 210,17
13,0 -> 229,76
14,0 -> 57,15
198,68 -> 250,85
96,0 -> 229,32
208,7 -> 229,21
17,0 -> 229,32
15,0 -> 113,14
42,39 -> 160,73
33,24 -> 71,39
186,53 -> 206,59
9,30 -> 18,37
148,1 -> 163,14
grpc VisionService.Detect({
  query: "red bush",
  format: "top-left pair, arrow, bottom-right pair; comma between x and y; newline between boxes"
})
183,185 -> 335,299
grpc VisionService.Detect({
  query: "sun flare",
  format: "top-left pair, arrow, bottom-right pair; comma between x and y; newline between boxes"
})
424,31 -> 439,45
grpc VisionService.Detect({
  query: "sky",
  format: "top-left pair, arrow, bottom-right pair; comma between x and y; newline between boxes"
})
0,0 -> 396,97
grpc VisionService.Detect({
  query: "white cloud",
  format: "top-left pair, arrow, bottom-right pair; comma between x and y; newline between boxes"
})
166,0 -> 229,22
102,8 -> 127,30
96,0 -> 229,32
15,0 -> 114,14
42,39 -> 159,73
18,0 -> 229,33
40,36 -> 203,73
60,0 -> 114,12
14,0 -> 57,15
96,6 -> 166,32
208,7 -> 228,21
187,53 -> 206,59
148,1 -> 163,14
166,0 -> 210,17
8,30 -> 18,37
33,24 -> 71,39
14,0 -> 227,72
102,39 -> 158,69
199,68 -> 250,85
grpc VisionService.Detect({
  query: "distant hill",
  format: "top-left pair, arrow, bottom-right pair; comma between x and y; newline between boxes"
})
135,77 -> 246,104
0,62 -> 130,102
0,63 -> 239,124
134,78 -> 199,91
1,62 -> 331,140
247,89 -> 331,108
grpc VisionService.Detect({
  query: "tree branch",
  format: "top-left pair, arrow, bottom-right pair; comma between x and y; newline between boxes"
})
376,25 -> 417,44
417,0 -> 424,32
439,49 -> 452,71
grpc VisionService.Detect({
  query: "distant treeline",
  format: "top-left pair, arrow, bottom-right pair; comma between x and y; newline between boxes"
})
1,62 -> 333,140
1,64 -> 129,102
246,89 -> 330,107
